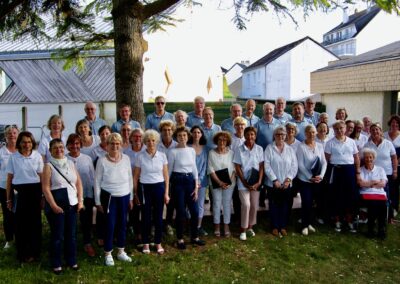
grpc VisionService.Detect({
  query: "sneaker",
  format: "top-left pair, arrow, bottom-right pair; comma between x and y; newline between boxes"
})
239,232 -> 247,241
117,251 -> 132,262
358,218 -> 368,224
247,229 -> 255,237
4,242 -> 12,250
166,225 -> 174,236
308,225 -> 316,233
317,218 -> 325,225
104,254 -> 114,266
348,223 -> 357,233
198,227 -> 208,236
394,209 -> 398,217
335,222 -> 342,232
302,227 -> 309,236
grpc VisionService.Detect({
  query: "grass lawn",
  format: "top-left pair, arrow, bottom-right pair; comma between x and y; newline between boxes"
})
0,211 -> 399,284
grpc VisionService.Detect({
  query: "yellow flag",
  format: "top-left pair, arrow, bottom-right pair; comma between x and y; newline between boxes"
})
207,76 -> 212,94
164,67 -> 173,94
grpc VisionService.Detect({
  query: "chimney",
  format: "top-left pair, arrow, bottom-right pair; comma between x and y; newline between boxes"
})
342,7 -> 349,24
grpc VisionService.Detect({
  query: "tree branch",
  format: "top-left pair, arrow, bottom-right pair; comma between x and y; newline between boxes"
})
0,0 -> 26,22
142,0 -> 181,20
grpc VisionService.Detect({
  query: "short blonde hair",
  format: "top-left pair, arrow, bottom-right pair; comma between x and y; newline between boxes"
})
233,116 -> 247,126
107,133 -> 123,144
47,114 -> 65,132
159,119 -> 176,132
143,129 -> 160,144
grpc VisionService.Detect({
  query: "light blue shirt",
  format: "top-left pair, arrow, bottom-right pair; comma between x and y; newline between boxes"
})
290,118 -> 312,142
273,112 -> 292,124
145,112 -> 175,131
255,118 -> 281,150
190,145 -> 208,188
85,116 -> 106,136
221,117 -> 235,135
200,123 -> 221,149
111,119 -> 141,133
186,111 -> 204,128
304,111 -> 320,126
242,114 -> 260,127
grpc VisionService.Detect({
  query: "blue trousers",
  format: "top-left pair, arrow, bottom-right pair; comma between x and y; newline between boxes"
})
46,205 -> 77,268
171,173 -> 199,240
267,186 -> 291,230
101,192 -> 130,253
299,180 -> 319,228
141,182 -> 165,244
80,197 -> 94,245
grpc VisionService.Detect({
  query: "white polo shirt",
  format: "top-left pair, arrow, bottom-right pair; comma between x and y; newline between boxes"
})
325,137 -> 358,165
0,146 -> 14,188
233,143 -> 264,190
6,151 -> 43,184
364,139 -> 396,175
135,150 -> 168,184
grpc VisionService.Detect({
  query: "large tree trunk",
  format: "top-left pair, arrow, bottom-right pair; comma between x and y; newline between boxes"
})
113,1 -> 146,126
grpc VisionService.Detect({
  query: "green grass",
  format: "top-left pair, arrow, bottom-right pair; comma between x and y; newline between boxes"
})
0,211 -> 400,283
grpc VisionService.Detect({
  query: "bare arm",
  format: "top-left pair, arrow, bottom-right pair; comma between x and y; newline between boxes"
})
6,173 -> 13,210
163,164 -> 170,204
41,164 -> 63,214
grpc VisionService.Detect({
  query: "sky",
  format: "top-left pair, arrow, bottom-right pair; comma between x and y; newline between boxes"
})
155,0 -> 367,69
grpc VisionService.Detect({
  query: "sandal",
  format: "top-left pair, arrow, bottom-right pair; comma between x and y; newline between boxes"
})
214,231 -> 221,237
224,231 -> 231,238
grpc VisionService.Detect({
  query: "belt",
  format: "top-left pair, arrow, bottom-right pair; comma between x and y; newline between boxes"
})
172,172 -> 193,177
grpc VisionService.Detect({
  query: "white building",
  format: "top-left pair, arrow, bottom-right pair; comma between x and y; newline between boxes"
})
322,5 -> 400,58
241,36 -> 338,101
223,62 -> 249,98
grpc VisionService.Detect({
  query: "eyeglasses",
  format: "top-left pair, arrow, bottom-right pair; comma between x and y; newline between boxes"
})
275,133 -> 286,136
156,102 -> 165,105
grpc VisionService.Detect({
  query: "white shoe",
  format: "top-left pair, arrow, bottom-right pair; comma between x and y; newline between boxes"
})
335,222 -> 341,232
166,225 -> 174,236
3,242 -> 12,250
117,251 -> 132,262
308,225 -> 316,233
239,232 -> 247,241
247,229 -> 255,237
302,228 -> 308,236
317,218 -> 324,225
348,223 -> 357,233
104,254 -> 114,266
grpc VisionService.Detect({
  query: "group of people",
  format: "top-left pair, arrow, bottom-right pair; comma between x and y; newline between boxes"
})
0,95 -> 398,273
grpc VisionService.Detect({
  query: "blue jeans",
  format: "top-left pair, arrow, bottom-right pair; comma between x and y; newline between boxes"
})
101,192 -> 130,253
141,182 -> 165,244
171,173 -> 199,240
46,205 -> 77,268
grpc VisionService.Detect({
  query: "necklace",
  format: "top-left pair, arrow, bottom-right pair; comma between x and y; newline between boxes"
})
107,153 -> 121,163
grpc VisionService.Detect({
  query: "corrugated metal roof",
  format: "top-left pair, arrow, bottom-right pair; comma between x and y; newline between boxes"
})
0,57 -> 108,103
314,40 -> 400,72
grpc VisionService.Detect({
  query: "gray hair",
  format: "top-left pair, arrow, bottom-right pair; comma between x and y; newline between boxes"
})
143,129 -> 160,145
361,147 -> 377,160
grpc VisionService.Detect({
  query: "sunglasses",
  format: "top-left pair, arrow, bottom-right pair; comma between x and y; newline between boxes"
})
156,102 -> 165,105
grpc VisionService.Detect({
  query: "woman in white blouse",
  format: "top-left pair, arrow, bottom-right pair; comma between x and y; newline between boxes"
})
325,120 -> 360,233
264,126 -> 298,237
208,131 -> 236,237
95,133 -> 133,266
315,122 -> 330,147
0,125 -> 18,250
89,125 -> 111,164
66,133 -> 96,257
358,148 -> 388,239
383,115 -> 400,217
38,115 -> 67,162
297,125 -> 327,236
285,122 -> 301,152
6,131 -> 43,263
364,123 -> 397,223
350,120 -> 368,151
168,126 -> 205,249
233,126 -> 264,241
75,119 -> 100,156
42,138 -> 83,274
133,130 -> 169,254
